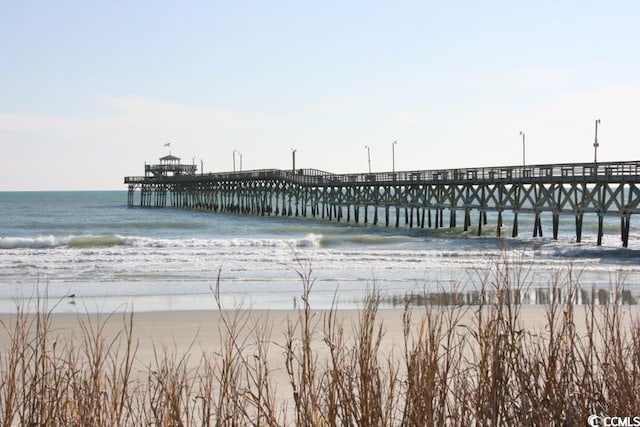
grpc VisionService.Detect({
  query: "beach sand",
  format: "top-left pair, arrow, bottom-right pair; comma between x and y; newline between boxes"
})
3,304 -> 637,376
2,304 -> 638,366
0,308 -> 411,395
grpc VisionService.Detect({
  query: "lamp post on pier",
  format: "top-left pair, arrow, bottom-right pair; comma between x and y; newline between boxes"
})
238,152 -> 243,171
232,150 -> 237,172
594,119 -> 601,163
365,145 -> 371,173
194,158 -> 203,175
291,148 -> 297,173
392,140 -> 397,173
519,131 -> 526,167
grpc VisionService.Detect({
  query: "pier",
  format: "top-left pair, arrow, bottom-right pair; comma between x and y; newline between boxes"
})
125,156 -> 640,247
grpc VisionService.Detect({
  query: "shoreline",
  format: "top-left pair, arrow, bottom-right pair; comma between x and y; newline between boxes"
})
1,281 -> 638,315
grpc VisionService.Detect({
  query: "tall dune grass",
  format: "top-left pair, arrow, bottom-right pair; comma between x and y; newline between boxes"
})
1,255 -> 640,425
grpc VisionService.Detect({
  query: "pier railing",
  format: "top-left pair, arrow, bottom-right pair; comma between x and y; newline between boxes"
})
309,160 -> 640,185
125,160 -> 640,186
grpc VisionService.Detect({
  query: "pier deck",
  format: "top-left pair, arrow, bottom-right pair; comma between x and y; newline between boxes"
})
125,160 -> 640,247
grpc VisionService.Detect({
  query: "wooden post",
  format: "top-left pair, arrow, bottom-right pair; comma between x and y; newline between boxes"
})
538,213 -> 543,237
385,205 -> 390,227
597,213 -> 604,246
463,209 -> 470,232
575,212 -> 584,243
623,215 -> 631,248
533,211 -> 542,237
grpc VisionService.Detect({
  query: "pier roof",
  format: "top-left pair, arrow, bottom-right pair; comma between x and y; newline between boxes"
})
160,154 -> 181,162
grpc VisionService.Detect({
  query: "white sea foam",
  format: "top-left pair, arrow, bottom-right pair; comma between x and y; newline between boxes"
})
0,233 -> 323,250
0,235 -> 62,249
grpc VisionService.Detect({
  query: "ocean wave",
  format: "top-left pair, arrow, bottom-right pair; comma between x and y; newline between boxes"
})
0,233 -> 322,250
319,234 -> 417,247
68,235 -> 124,248
0,235 -> 63,249
550,246 -> 640,262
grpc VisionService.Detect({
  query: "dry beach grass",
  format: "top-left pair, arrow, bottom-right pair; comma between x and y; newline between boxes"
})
1,255 -> 640,425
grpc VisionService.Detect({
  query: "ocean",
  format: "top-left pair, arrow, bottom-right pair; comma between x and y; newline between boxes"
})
1,191 -> 640,313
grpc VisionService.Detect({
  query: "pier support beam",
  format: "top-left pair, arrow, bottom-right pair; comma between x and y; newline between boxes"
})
533,211 -> 543,238
622,214 -> 631,248
575,212 -> 584,243
552,212 -> 559,240
597,213 -> 604,246
463,208 -> 470,232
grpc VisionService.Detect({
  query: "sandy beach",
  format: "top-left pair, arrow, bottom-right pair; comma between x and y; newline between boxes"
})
0,307 -> 414,389
3,303 -> 637,390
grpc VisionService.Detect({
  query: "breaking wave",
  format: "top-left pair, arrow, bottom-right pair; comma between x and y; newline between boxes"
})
0,234 -> 322,250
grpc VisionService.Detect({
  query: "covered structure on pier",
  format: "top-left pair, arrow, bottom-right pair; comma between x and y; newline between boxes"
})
145,154 -> 197,177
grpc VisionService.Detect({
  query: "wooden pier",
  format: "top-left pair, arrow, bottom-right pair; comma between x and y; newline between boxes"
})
125,156 -> 640,247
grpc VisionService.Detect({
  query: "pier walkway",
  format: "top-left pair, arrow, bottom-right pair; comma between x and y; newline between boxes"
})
125,159 -> 640,247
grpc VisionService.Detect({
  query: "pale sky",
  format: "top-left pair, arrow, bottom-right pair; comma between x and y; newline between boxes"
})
1,1 -> 639,190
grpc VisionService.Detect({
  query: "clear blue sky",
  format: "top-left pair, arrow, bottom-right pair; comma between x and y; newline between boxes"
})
1,1 -> 638,190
